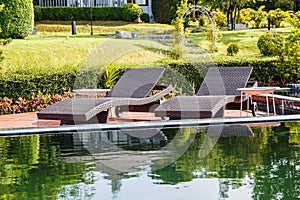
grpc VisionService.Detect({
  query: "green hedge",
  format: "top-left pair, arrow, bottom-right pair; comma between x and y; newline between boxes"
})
34,4 -> 143,21
0,0 -> 34,39
214,59 -> 284,86
164,58 -> 283,93
0,58 -> 290,109
0,72 -> 77,100
34,6 -> 126,21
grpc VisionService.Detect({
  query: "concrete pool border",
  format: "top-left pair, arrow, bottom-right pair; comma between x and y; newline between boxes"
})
1,114 -> 300,136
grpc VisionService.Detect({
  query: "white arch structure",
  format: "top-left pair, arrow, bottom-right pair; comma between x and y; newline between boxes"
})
181,5 -> 217,51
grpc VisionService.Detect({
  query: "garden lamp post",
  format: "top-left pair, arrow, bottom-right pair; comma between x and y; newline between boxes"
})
90,0 -> 93,35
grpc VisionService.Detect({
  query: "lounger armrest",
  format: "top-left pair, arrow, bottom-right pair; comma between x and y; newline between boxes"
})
153,84 -> 169,91
247,81 -> 258,88
90,85 -> 174,118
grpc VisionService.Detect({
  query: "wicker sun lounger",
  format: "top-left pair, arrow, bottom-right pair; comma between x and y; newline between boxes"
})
37,67 -> 173,125
154,67 -> 253,119
207,125 -> 254,137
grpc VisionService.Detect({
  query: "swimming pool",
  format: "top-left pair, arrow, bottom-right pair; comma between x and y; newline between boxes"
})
0,119 -> 300,199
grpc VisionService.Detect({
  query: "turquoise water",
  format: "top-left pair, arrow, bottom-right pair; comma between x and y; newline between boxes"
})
0,122 -> 300,199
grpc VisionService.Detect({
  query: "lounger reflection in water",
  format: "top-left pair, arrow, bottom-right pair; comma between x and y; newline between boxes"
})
154,67 -> 254,120
207,125 -> 254,137
37,68 -> 173,125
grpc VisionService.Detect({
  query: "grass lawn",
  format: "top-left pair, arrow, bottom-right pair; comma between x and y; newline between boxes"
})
0,34 -> 170,74
0,22 -> 293,75
188,28 -> 292,60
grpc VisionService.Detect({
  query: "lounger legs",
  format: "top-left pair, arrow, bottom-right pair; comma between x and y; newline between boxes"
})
60,111 -> 109,125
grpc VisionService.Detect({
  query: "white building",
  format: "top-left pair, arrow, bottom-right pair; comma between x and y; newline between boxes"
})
38,0 -> 153,20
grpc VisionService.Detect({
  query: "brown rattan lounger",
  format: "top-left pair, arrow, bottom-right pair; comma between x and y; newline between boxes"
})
154,67 -> 253,119
37,68 -> 173,125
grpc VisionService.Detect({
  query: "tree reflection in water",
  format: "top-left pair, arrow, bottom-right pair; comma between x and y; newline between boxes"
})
151,123 -> 300,199
0,122 -> 299,199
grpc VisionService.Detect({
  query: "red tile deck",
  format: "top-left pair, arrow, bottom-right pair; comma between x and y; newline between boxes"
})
0,110 -> 250,129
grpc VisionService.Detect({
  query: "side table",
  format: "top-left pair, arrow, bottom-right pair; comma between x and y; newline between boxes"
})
237,87 -> 278,116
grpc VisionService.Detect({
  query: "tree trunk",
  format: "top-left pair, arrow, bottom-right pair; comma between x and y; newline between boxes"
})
237,7 -> 241,24
230,10 -> 234,30
227,9 -> 230,26
295,0 -> 300,11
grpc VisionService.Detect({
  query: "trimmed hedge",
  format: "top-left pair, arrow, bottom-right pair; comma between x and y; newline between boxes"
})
164,58 -> 282,93
0,72 -> 77,100
35,6 -> 128,21
0,58 -> 284,100
214,59 -> 284,86
0,0 -> 34,39
0,57 -> 293,115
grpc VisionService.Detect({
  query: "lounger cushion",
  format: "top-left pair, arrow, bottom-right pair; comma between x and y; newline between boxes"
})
155,96 -> 227,119
37,98 -> 112,122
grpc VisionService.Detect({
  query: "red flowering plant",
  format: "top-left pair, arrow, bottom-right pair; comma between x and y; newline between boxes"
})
0,91 -> 74,115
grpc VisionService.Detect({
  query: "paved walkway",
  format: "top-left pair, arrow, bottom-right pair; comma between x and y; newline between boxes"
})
0,110 -> 247,129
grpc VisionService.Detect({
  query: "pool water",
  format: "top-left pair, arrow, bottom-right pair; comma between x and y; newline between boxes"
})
0,122 -> 300,199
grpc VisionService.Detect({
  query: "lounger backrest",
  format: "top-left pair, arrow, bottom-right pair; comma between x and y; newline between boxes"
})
197,67 -> 253,96
107,67 -> 165,98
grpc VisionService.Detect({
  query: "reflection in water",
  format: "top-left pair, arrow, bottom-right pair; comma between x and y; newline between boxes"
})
0,122 -> 300,199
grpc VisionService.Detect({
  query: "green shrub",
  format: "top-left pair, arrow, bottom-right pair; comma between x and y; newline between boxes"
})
141,13 -> 150,23
122,3 -> 143,22
0,72 -> 77,100
257,32 -> 284,56
0,0 -> 34,39
98,65 -> 124,89
227,43 -> 239,56
276,31 -> 300,84
34,6 -> 124,21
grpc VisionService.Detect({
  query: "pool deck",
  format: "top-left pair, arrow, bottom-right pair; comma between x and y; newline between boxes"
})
0,110 -> 246,129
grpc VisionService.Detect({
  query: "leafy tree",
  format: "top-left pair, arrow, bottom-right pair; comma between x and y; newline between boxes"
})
33,0 -> 38,5
296,0 -> 300,11
250,5 -> 267,28
275,0 -> 294,10
198,0 -> 250,29
211,9 -> 227,28
245,0 -> 294,11
240,8 -> 252,24
0,0 -> 34,39
285,11 -> 300,28
268,8 -> 288,28
152,0 -> 179,24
